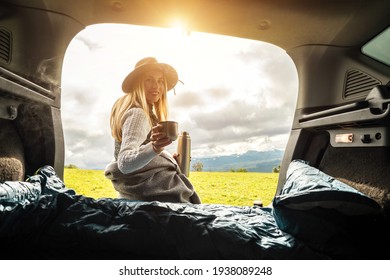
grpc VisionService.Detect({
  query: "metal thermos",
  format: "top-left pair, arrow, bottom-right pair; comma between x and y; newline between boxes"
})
177,131 -> 191,177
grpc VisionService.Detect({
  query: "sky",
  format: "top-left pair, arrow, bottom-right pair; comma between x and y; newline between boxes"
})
61,24 -> 298,169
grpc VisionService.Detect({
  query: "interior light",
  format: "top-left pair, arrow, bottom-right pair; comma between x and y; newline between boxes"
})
335,133 -> 354,143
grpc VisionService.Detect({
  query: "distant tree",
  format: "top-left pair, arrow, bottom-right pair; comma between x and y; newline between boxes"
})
192,161 -> 204,172
65,164 -> 78,169
230,168 -> 248,172
272,164 -> 281,173
237,168 -> 248,173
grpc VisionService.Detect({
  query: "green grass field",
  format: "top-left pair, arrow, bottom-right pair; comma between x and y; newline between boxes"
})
63,169 -> 279,207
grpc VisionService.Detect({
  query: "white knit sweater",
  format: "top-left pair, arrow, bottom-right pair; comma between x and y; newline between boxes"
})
116,108 -> 159,173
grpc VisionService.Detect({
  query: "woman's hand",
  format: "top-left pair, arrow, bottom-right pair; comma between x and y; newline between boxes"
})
150,124 -> 172,153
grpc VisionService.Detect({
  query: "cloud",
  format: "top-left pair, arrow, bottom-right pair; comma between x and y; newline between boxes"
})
236,43 -> 298,108
187,99 -> 291,142
75,36 -> 101,51
169,90 -> 206,108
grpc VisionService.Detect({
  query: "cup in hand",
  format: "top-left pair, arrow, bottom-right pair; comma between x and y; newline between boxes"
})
159,121 -> 179,141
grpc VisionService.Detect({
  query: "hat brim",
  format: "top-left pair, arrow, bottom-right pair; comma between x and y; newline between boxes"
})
122,62 -> 178,93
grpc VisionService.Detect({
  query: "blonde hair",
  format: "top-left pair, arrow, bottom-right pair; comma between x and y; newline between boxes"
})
110,75 -> 168,142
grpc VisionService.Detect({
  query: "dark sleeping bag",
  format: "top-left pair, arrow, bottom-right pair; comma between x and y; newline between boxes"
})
0,161 -> 387,259
273,160 -> 387,259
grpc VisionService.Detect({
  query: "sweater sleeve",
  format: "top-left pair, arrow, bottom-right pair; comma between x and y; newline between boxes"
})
117,108 -> 157,174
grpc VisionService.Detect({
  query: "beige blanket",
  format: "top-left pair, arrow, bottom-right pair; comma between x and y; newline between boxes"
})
104,151 -> 201,204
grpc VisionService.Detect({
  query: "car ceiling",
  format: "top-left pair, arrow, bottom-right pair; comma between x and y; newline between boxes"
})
3,0 -> 390,50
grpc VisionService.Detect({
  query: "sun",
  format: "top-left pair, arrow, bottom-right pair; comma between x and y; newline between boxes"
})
170,19 -> 191,36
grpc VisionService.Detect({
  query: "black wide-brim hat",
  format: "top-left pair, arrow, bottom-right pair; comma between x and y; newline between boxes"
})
122,57 -> 178,93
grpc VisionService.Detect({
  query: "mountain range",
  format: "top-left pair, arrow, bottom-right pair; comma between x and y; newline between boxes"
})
191,149 -> 284,172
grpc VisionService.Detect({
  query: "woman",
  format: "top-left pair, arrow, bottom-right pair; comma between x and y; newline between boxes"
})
104,57 -> 201,204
